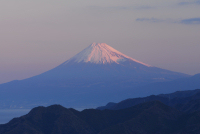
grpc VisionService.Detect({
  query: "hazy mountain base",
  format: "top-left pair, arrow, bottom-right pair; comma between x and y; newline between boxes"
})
1,100 -> 200,134
0,71 -> 197,110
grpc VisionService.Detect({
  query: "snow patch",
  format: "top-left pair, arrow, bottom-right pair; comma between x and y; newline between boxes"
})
64,43 -> 151,67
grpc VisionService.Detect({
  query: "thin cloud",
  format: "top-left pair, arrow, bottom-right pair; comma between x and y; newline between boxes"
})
136,17 -> 200,25
136,18 -> 168,23
87,5 -> 155,11
181,18 -> 200,24
178,0 -> 200,5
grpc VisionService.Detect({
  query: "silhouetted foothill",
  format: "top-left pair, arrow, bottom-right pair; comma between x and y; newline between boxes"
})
2,100 -> 200,134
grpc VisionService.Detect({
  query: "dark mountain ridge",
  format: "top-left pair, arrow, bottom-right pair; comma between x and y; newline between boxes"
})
97,89 -> 200,111
1,99 -> 200,134
0,101 -> 181,134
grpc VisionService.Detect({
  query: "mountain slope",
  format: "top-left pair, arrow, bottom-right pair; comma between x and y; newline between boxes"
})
99,101 -> 180,134
0,43 -> 190,109
0,105 -> 96,134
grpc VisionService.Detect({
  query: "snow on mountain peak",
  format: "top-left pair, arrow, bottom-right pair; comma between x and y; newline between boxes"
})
64,42 -> 151,67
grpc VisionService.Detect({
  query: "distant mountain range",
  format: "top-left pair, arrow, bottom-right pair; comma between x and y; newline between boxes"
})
2,88 -> 200,134
0,43 -> 194,109
97,88 -> 200,111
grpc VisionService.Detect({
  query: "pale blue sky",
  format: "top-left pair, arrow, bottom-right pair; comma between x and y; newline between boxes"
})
0,0 -> 200,83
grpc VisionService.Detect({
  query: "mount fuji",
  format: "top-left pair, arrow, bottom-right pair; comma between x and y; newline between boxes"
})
0,43 -> 189,109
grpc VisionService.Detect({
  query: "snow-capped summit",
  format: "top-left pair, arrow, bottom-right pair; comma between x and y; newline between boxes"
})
64,42 -> 151,66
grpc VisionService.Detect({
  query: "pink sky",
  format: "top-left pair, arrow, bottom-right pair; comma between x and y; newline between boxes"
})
0,0 -> 200,83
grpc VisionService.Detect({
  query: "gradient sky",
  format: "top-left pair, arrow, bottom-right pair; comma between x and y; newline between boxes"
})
0,0 -> 200,84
